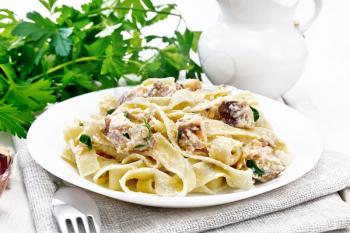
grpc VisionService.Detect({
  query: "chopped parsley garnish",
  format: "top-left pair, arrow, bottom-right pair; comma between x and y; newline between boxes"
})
79,134 -> 92,150
143,118 -> 151,142
177,129 -> 183,145
133,119 -> 152,150
79,122 -> 84,127
246,159 -> 265,177
250,106 -> 260,122
134,144 -> 147,149
123,132 -> 130,139
107,108 -> 116,115
124,112 -> 130,118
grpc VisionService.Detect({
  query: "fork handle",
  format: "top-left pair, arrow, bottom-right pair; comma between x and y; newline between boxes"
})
49,174 -> 72,188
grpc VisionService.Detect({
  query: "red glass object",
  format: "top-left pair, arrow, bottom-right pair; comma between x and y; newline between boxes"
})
0,147 -> 12,196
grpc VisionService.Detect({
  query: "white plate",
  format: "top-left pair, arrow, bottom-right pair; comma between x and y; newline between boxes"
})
27,87 -> 323,208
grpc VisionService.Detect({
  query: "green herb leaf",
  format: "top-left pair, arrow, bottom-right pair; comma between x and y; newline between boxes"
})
52,28 -> 72,56
107,108 -> 116,115
101,45 -> 125,76
0,104 -> 28,138
143,118 -> 151,142
250,106 -> 260,122
79,134 -> 92,149
12,12 -> 56,41
61,68 -> 96,91
177,129 -> 183,145
38,0 -> 58,12
13,12 -> 72,57
123,132 -> 130,139
134,144 -> 146,149
146,4 -> 176,25
246,159 -> 265,177
0,63 -> 16,82
141,0 -> 155,10
124,112 -> 130,118
6,79 -> 56,111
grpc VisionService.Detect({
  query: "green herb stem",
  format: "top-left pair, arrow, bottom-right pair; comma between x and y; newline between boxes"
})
0,74 -> 10,85
29,56 -> 103,81
129,46 -> 161,52
0,89 -> 10,104
87,6 -> 182,18
127,59 -> 144,68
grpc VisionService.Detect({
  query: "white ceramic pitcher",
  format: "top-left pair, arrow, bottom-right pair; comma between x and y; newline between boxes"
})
198,0 -> 322,99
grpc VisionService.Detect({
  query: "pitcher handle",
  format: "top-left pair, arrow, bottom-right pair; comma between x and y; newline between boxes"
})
295,0 -> 323,34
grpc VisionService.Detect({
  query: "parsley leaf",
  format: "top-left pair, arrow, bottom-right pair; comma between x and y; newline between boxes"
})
79,134 -> 92,149
133,119 -> 152,150
146,4 -> 176,25
0,105 -> 28,138
123,132 -> 130,139
250,106 -> 260,122
124,112 -> 130,118
134,144 -> 147,149
12,12 -> 56,41
246,159 -> 265,177
143,118 -> 151,142
107,108 -> 116,115
52,28 -> 72,56
177,129 -> 183,145
38,0 -> 58,12
61,68 -> 97,91
13,12 -> 72,57
6,79 -> 56,111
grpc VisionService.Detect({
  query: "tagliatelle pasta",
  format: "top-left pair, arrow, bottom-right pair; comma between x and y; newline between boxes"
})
62,78 -> 291,196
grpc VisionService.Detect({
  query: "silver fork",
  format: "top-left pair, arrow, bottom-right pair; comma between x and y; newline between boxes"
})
52,186 -> 101,233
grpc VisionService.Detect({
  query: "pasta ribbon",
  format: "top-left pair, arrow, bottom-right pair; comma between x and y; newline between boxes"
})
209,136 -> 243,166
151,134 -> 197,196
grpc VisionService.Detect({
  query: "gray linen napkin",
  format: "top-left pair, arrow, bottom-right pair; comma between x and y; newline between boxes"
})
15,137 -> 350,233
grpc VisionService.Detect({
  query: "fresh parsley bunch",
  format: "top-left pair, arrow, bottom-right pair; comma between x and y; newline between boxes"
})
0,0 -> 202,138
